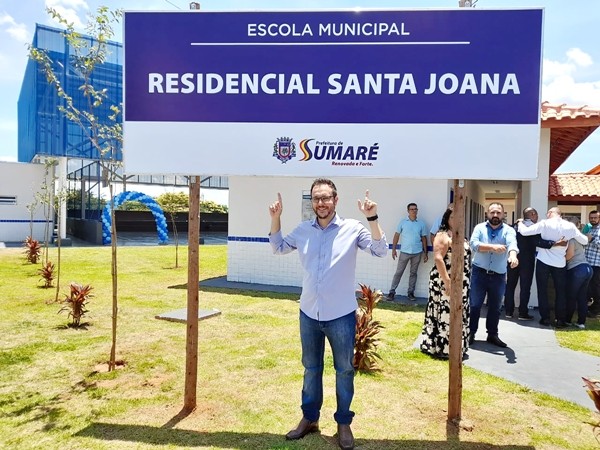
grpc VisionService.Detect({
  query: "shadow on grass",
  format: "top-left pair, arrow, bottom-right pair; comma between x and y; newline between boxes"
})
54,322 -> 90,331
377,302 -> 424,313
168,281 -> 300,302
168,278 -> 429,308
200,287 -> 300,301
74,421 -> 535,449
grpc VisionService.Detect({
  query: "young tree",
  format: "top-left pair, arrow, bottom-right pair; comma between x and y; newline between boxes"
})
29,6 -> 123,371
25,196 -> 40,240
53,179 -> 67,303
35,158 -> 57,264
157,191 -> 188,268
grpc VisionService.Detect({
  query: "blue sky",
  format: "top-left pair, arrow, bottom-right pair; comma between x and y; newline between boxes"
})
0,0 -> 598,173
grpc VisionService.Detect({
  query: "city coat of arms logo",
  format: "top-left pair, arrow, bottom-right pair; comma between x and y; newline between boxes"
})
273,137 -> 296,164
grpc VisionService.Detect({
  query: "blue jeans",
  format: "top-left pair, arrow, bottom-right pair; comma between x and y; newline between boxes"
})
535,260 -> 567,322
299,310 -> 356,425
566,263 -> 593,325
469,266 -> 506,337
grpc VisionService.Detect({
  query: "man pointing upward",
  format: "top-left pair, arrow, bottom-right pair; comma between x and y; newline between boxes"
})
269,178 -> 387,450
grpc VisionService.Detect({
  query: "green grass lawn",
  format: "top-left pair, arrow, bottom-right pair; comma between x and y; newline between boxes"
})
1,244 -> 599,449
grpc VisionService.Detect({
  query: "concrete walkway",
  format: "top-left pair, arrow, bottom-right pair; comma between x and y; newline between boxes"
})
201,276 -> 600,411
465,310 -> 600,410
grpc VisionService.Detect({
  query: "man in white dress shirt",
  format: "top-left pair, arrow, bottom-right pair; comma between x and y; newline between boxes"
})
518,207 -> 588,327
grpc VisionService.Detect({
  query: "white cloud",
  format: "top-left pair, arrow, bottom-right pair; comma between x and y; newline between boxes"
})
44,0 -> 89,30
0,12 -> 30,43
543,76 -> 600,107
0,14 -> 30,83
46,0 -> 89,9
542,59 -> 574,83
566,48 -> 593,67
542,48 -> 600,108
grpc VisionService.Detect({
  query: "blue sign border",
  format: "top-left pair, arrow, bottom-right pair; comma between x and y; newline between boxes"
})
124,9 -> 543,125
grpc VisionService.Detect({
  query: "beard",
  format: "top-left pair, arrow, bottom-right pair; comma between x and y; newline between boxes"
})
489,217 -> 501,226
314,205 -> 334,220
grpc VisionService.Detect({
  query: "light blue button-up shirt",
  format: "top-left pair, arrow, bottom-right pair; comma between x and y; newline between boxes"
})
269,214 -> 388,321
470,222 -> 518,274
396,218 -> 428,254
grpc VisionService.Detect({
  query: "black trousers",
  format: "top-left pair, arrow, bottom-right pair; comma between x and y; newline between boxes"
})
588,266 -> 600,314
504,255 -> 536,316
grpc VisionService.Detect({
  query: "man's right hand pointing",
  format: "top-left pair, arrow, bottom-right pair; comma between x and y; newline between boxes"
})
269,193 -> 283,218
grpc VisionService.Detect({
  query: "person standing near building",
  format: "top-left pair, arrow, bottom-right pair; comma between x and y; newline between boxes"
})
469,202 -> 519,348
519,207 -> 588,327
420,207 -> 471,359
565,216 -> 593,328
585,210 -> 600,317
269,178 -> 387,450
429,202 -> 454,245
504,207 -> 539,320
582,213 -> 594,234
387,203 -> 428,300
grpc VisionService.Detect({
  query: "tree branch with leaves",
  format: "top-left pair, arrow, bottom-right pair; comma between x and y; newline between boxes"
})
29,6 -> 123,371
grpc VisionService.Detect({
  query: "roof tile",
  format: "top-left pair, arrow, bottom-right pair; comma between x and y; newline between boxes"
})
542,102 -> 600,121
549,173 -> 600,201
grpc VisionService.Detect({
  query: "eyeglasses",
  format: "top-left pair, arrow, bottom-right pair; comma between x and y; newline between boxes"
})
311,195 -> 334,204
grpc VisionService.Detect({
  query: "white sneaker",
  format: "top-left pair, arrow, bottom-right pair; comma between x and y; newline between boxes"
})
575,323 -> 585,329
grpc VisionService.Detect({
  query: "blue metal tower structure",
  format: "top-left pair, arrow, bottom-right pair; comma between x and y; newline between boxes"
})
18,24 -> 123,163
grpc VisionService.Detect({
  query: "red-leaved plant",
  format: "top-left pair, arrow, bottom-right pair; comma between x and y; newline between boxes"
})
582,377 -> 600,443
354,283 -> 384,372
59,282 -> 93,327
23,236 -> 42,264
38,261 -> 55,288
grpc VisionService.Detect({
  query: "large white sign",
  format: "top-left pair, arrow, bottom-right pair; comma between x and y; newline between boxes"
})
123,9 -> 543,179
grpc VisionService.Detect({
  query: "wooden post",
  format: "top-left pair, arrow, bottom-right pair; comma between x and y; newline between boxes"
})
449,0 -> 475,423
184,176 -> 200,411
448,179 -> 466,421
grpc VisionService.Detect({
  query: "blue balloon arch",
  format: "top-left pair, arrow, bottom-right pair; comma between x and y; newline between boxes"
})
101,191 -> 169,245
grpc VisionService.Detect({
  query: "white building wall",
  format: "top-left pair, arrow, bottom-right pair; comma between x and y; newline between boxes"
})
228,176 -> 451,297
531,128 -> 551,213
0,161 -> 51,243
509,129 -> 552,308
227,126 -> 553,306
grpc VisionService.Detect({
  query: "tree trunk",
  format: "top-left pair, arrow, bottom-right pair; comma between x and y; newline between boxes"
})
55,202 -> 61,303
109,183 -> 118,371
448,180 -> 466,421
170,212 -> 179,268
184,177 -> 200,412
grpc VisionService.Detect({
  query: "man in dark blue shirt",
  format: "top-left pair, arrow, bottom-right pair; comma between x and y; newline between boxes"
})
504,207 -> 539,320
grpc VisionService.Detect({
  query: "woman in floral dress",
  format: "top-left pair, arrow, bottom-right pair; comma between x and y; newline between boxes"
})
420,207 -> 471,359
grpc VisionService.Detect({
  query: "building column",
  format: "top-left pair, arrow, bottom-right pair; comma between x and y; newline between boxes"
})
530,128 -> 551,214
56,157 -> 68,239
519,128 -> 552,309
80,177 -> 86,219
